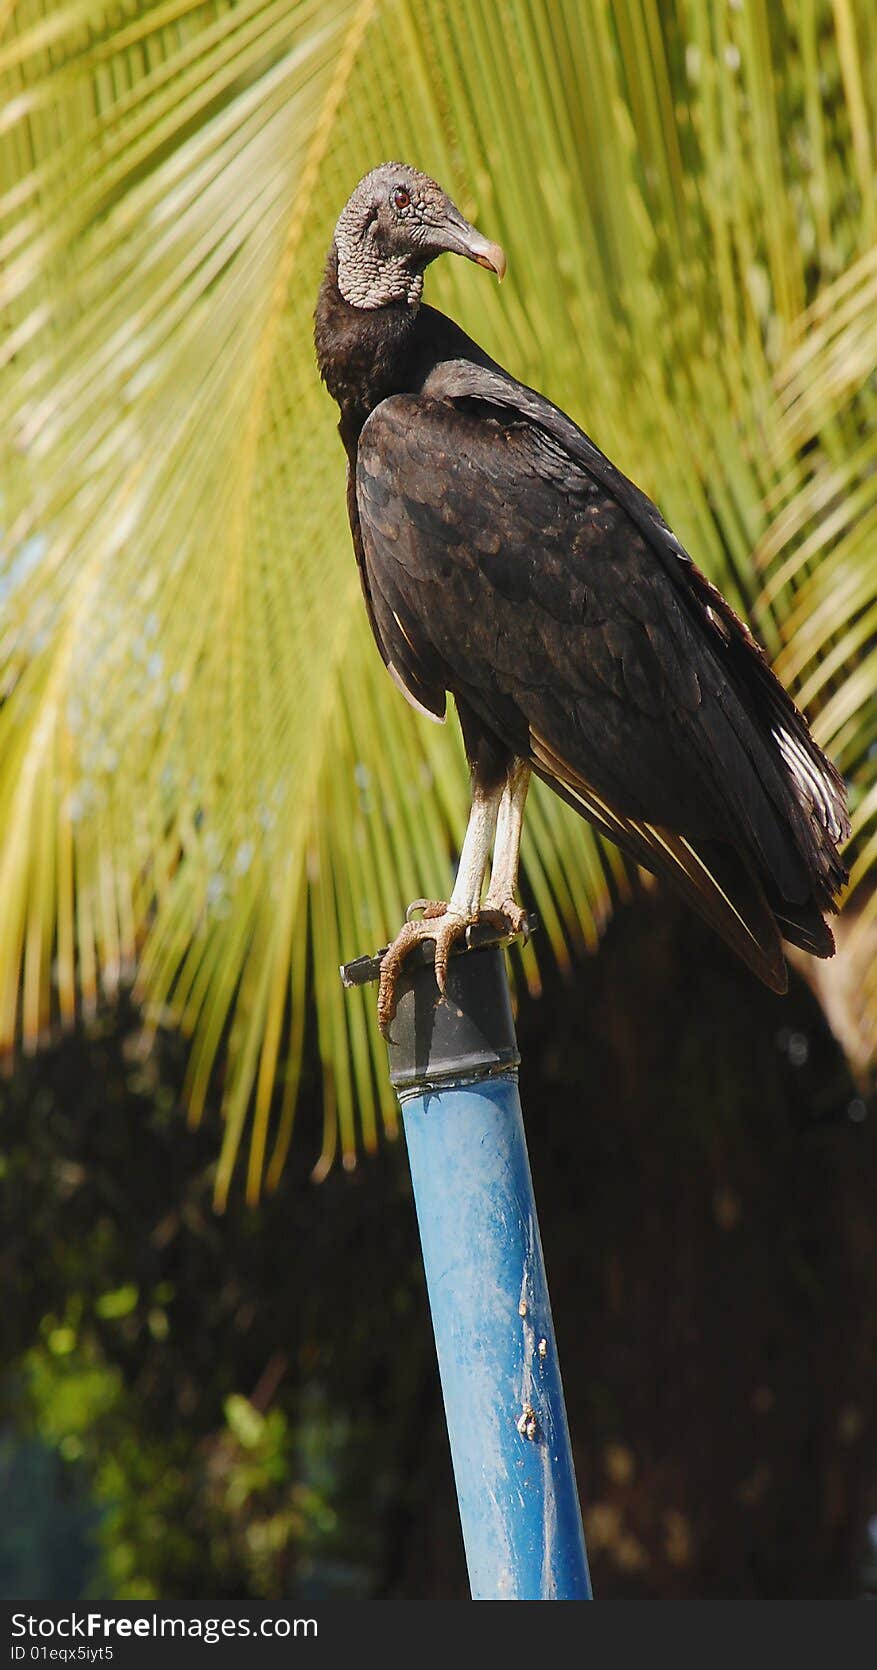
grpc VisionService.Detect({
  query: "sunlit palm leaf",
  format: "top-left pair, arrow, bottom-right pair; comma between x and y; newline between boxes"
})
753,249 -> 877,1068
1,0 -> 874,1201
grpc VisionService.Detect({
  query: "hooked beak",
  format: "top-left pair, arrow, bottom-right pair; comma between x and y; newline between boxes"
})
438,207 -> 507,281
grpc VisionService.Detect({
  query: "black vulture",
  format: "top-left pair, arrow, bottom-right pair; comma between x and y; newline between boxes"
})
314,163 -> 849,1034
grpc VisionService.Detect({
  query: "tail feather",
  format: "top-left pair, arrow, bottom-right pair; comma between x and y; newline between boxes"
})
696,838 -> 836,961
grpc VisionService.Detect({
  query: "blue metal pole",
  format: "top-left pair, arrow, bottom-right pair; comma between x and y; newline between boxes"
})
342,929 -> 591,1600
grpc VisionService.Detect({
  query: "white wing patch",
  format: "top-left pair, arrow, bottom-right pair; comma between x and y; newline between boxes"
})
772,725 -> 845,839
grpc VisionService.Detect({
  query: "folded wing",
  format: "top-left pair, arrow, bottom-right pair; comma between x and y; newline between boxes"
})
355,361 -> 849,988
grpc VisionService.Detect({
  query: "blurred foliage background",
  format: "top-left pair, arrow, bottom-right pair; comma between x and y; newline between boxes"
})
1,0 -> 875,1601
1,898 -> 875,1598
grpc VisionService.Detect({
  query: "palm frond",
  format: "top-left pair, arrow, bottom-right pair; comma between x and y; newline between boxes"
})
753,249 -> 877,1069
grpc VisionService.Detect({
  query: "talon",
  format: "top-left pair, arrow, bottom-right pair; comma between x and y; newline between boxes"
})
433,911 -> 468,997
405,901 -> 444,928
434,938 -> 451,997
376,902 -> 467,1036
481,900 -> 528,939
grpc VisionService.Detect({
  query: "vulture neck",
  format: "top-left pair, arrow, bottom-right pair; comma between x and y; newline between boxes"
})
315,245 -> 421,452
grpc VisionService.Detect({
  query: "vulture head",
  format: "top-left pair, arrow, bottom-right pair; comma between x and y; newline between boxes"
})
332,161 -> 506,311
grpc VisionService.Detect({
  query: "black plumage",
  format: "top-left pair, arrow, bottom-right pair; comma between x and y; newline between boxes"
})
315,164 -> 849,1026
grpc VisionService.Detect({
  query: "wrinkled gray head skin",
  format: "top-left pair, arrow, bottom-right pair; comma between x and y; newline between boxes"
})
333,161 -> 506,310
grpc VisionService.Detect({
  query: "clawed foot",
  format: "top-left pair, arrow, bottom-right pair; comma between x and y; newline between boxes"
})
377,902 -> 471,1039
376,898 -> 528,1039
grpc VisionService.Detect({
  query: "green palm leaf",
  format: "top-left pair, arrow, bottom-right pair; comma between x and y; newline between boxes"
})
2,0 -> 874,1201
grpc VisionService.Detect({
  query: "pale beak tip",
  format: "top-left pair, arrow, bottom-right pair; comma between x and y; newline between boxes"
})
475,243 -> 507,282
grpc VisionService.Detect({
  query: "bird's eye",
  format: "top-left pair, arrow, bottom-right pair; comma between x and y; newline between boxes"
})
393,186 -> 411,211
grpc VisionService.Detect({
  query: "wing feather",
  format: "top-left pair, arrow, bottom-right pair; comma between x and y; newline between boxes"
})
527,726 -> 789,990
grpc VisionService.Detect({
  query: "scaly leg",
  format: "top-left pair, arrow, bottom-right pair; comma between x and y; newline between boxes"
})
483,761 -> 530,934
377,782 -> 502,1036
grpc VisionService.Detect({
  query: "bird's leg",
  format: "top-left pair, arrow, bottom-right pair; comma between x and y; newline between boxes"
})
482,761 -> 530,935
377,782 -> 502,1037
